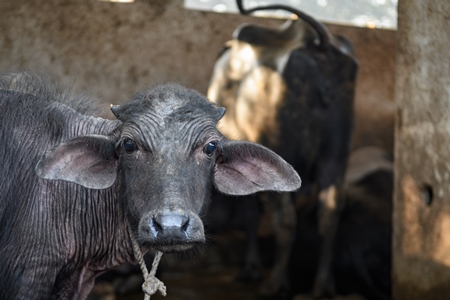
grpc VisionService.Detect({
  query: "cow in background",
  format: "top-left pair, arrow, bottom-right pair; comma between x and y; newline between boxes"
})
207,0 -> 358,297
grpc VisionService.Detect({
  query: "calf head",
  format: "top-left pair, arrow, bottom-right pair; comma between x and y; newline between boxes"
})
36,83 -> 301,253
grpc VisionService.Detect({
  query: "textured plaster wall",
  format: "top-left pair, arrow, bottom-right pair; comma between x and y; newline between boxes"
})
0,0 -> 395,152
394,0 -> 450,299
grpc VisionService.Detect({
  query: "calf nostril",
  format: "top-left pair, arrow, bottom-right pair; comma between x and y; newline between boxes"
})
151,216 -> 163,233
181,216 -> 190,232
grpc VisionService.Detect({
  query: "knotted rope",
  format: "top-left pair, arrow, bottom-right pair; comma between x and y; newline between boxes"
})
127,226 -> 167,299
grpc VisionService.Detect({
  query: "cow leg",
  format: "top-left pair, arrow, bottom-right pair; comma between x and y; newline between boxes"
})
239,222 -> 262,282
348,243 -> 391,300
259,192 -> 296,297
312,184 -> 344,298
238,196 -> 262,282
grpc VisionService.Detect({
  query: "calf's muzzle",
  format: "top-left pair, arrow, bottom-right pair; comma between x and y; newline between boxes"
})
140,210 -> 205,253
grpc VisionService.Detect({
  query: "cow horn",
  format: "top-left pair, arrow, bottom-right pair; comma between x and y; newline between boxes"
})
236,0 -> 331,50
214,107 -> 226,123
110,104 -> 121,119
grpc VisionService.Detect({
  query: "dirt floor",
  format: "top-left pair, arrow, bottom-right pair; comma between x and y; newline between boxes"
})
90,267 -> 261,300
88,232 -> 367,300
90,266 -> 366,300
89,232 -> 263,300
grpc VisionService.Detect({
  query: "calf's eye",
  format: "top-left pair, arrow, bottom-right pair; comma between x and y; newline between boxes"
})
123,139 -> 137,152
203,141 -> 217,157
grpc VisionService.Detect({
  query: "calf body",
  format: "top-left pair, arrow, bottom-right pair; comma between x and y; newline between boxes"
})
0,72 -> 300,299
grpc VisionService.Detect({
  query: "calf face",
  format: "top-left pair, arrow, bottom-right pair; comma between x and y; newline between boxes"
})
36,83 -> 301,253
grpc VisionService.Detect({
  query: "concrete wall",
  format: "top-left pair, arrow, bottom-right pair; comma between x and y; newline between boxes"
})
0,0 -> 395,153
393,1 -> 450,299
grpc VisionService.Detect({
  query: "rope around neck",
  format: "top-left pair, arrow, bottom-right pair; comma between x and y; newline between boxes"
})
127,226 -> 167,299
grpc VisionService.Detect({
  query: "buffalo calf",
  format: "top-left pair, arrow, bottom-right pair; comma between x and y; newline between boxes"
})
0,71 -> 301,299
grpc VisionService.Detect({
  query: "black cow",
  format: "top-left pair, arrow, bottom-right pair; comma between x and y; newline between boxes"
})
291,146 -> 393,300
0,71 -> 301,299
207,1 -> 358,297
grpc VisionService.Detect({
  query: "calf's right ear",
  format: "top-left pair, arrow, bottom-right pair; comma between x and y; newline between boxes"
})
214,140 -> 301,195
35,135 -> 118,189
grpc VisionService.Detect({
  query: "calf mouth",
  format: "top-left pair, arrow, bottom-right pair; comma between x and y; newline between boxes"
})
147,241 -> 204,253
156,243 -> 196,253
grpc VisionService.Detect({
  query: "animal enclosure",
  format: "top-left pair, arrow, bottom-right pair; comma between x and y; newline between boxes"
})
1,0 -> 448,299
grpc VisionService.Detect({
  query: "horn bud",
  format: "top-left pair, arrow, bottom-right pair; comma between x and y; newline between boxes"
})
110,104 -> 121,118
214,107 -> 226,123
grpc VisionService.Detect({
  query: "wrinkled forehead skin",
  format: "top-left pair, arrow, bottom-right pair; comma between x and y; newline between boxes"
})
113,83 -> 225,142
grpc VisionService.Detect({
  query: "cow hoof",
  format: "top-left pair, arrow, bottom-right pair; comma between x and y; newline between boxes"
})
258,279 -> 290,299
236,267 -> 262,282
292,294 -> 335,300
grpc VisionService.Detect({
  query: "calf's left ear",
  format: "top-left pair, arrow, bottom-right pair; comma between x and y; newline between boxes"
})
35,135 -> 118,189
214,140 -> 301,195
